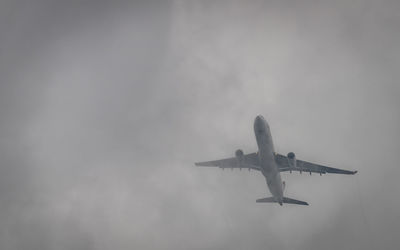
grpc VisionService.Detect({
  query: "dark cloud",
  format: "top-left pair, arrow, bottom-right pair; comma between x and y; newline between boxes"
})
0,0 -> 399,249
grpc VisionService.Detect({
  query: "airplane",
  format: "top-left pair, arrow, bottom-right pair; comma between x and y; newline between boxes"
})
195,115 -> 357,206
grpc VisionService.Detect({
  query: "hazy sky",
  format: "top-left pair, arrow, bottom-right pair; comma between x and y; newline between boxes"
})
1,1 -> 400,249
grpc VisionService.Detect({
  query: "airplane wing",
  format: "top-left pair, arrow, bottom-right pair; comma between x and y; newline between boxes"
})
195,152 -> 261,170
274,153 -> 357,175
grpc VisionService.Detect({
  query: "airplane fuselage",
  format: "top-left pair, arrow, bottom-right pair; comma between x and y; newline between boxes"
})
254,115 -> 284,205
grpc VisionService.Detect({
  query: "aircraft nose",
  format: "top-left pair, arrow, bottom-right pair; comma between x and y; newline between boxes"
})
255,115 -> 267,126
255,115 -> 264,123
254,115 -> 265,133
254,115 -> 270,132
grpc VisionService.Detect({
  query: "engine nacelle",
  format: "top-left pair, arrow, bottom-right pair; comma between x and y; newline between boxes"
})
235,149 -> 244,162
287,152 -> 296,168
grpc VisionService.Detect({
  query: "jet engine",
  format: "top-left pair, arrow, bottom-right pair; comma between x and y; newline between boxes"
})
287,152 -> 296,169
235,149 -> 244,162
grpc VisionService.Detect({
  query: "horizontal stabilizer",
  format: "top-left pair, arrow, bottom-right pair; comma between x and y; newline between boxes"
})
256,197 -> 276,203
256,196 -> 309,206
282,197 -> 308,205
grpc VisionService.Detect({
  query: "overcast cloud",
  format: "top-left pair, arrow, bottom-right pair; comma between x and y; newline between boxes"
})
1,1 -> 400,249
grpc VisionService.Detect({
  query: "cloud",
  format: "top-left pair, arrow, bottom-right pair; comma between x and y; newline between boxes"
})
0,0 -> 399,249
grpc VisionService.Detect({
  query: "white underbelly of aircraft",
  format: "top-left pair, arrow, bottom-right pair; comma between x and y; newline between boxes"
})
256,131 -> 283,199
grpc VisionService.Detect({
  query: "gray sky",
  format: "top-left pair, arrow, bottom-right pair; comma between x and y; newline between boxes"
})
1,1 -> 400,249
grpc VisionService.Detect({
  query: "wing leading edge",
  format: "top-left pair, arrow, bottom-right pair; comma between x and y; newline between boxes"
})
274,153 -> 357,175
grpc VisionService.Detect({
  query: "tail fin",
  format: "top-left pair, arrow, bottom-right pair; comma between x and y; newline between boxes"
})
256,196 -> 308,206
